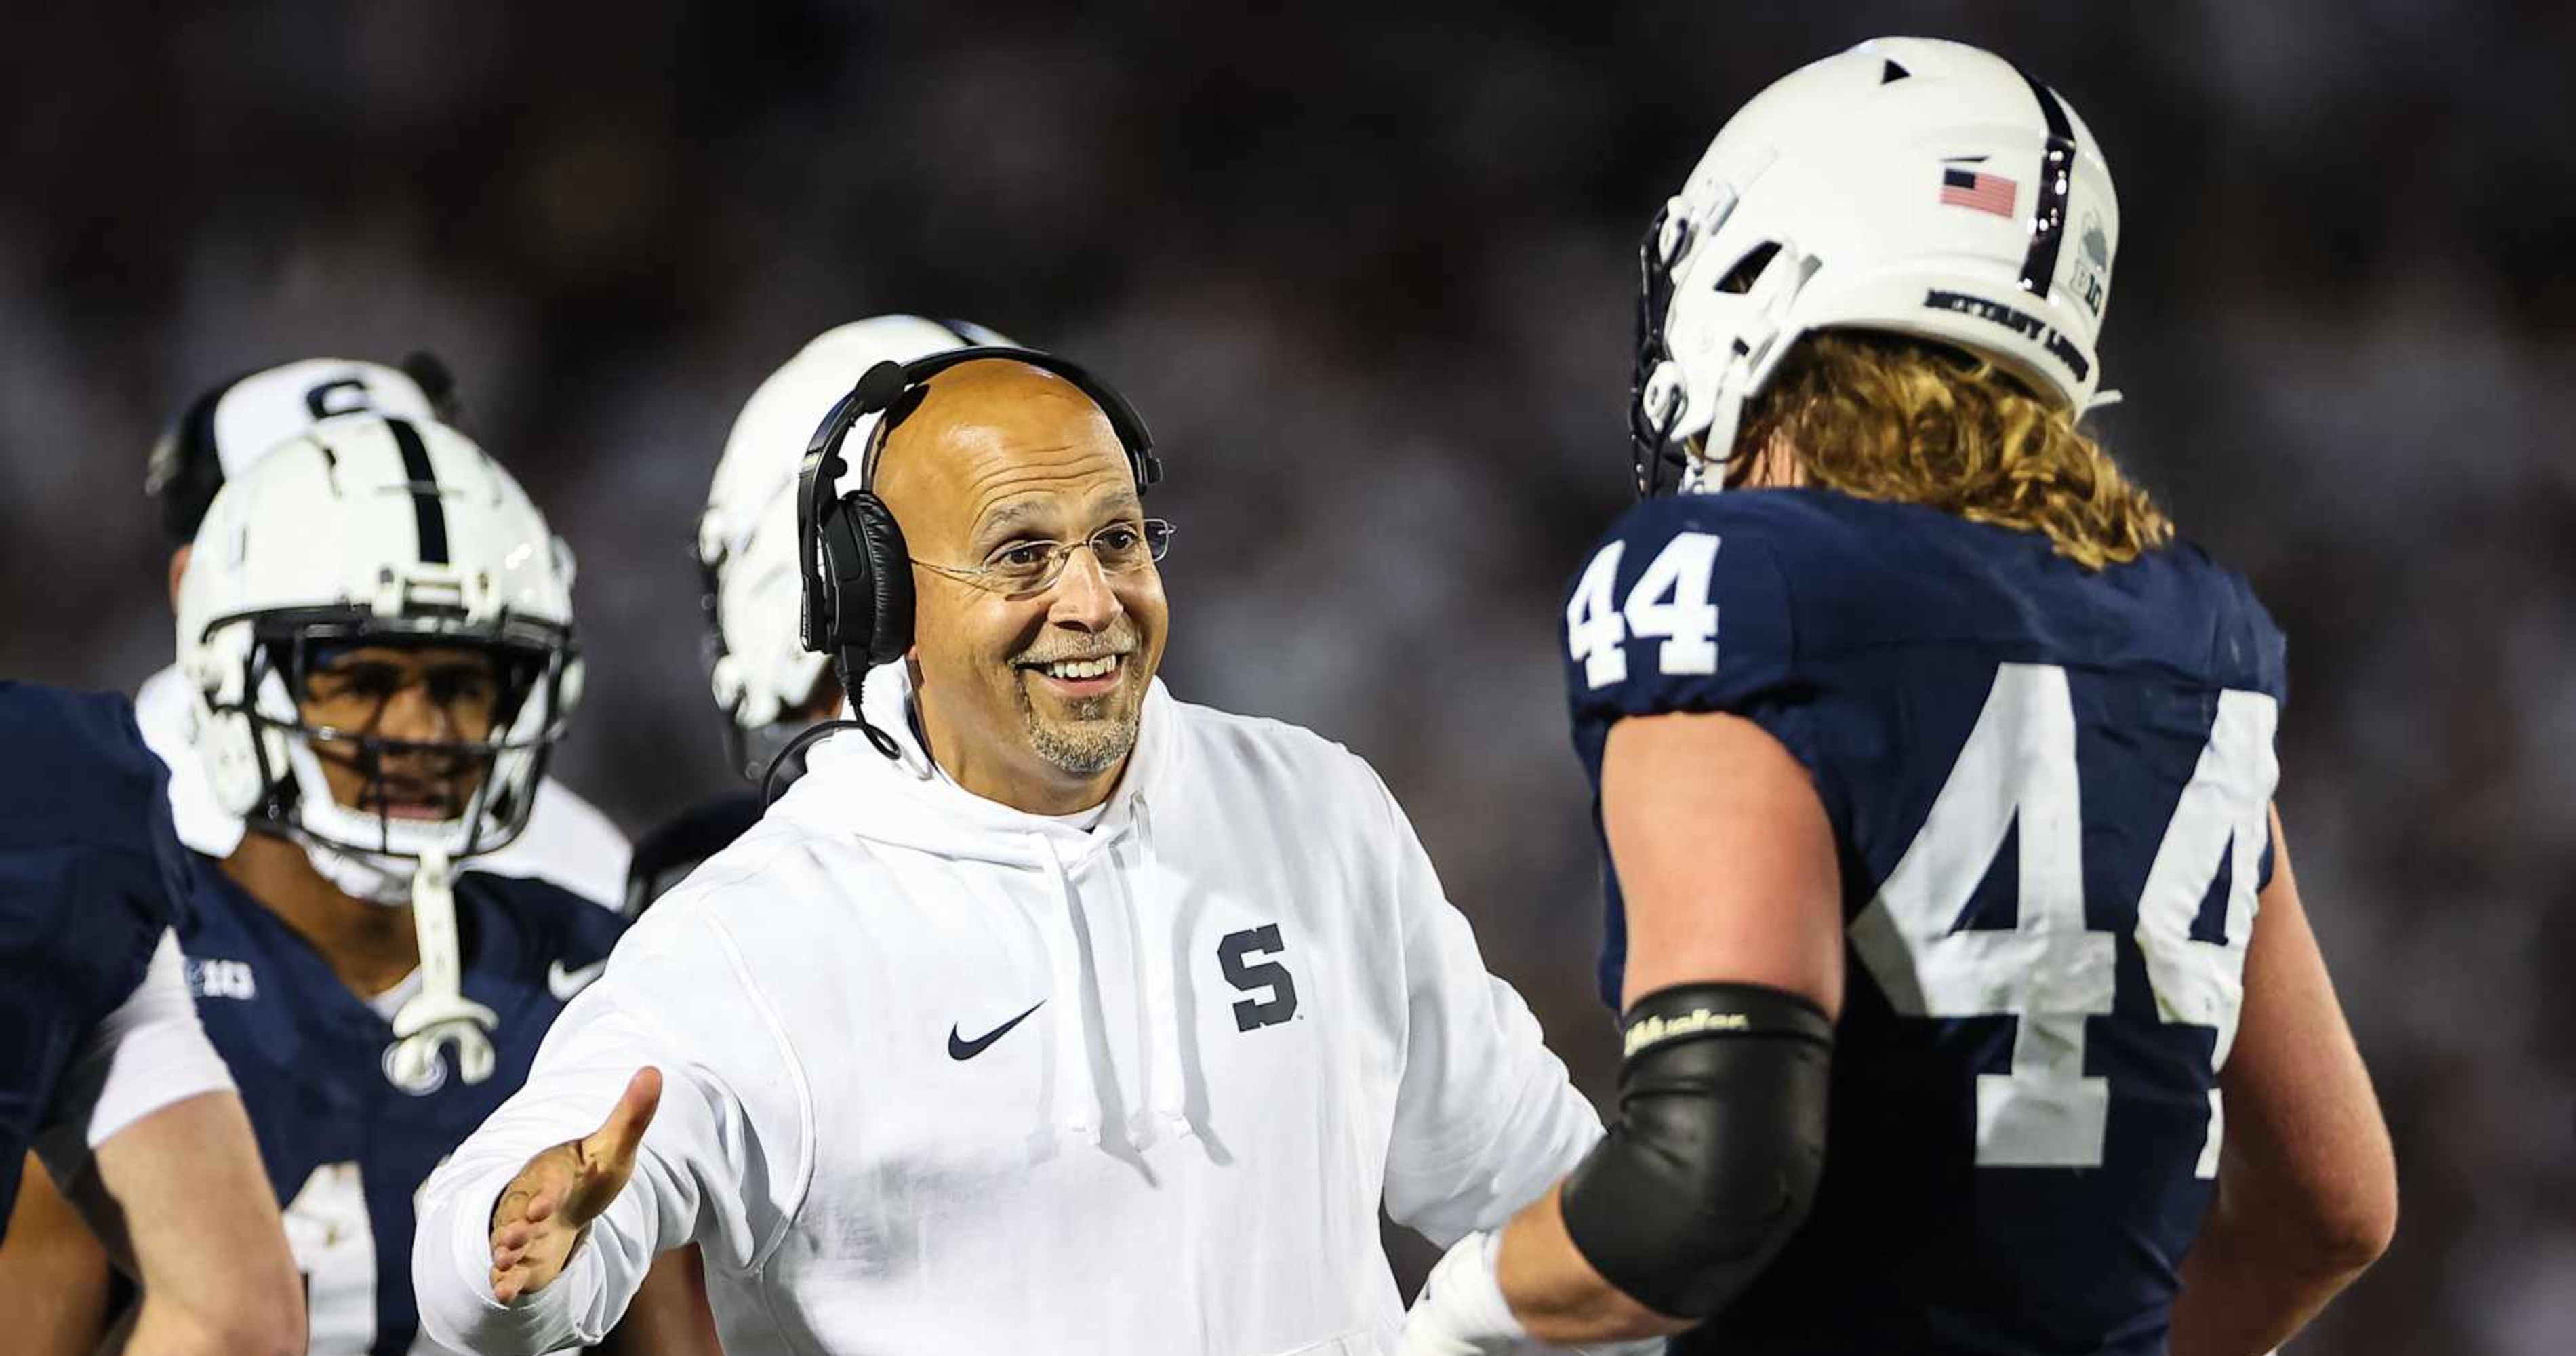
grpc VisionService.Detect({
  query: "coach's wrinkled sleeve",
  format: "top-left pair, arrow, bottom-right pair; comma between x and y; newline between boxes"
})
1371,767 -> 1605,1249
413,903 -> 807,1355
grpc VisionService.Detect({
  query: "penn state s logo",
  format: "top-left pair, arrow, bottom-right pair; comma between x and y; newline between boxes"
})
1217,924 -> 1298,1031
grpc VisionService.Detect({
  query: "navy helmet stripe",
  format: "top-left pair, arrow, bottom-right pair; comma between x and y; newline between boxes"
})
385,418 -> 449,564
2015,68 -> 2076,300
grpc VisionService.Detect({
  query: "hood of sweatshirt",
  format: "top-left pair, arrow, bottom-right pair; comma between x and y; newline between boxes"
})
767,662 -> 1197,1149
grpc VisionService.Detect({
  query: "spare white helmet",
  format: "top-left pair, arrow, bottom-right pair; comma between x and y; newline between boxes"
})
176,414 -> 580,884
697,314 -> 1009,778
1632,36 -> 2120,494
144,355 -> 449,544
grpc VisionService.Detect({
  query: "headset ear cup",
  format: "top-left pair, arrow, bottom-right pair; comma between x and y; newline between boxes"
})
851,493 -> 914,667
813,498 -> 868,651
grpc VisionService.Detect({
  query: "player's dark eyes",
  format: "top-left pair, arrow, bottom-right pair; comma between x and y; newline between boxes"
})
425,668 -> 500,708
1093,525 -> 1142,554
313,664 -> 402,700
306,662 -> 498,714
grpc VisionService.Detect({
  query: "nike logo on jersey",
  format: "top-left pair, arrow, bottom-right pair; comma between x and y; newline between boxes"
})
546,957 -> 609,1001
948,1001 -> 1045,1060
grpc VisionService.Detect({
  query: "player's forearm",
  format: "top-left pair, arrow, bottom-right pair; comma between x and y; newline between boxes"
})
0,1159 -> 117,1356
123,1292 -> 306,1356
85,1092 -> 304,1356
2169,1185 -> 2382,1356
1496,1185 -> 1693,1344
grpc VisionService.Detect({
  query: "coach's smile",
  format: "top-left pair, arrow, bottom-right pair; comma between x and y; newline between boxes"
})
1014,634 -> 1137,700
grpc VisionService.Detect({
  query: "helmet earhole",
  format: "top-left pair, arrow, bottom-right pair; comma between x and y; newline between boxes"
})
1716,242 -> 1782,295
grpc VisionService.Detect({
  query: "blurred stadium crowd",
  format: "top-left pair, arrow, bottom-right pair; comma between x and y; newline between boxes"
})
1,4 -> 2567,1353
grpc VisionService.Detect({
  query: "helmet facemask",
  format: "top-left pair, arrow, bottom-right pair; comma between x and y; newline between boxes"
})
1630,180 -> 1821,498
212,607 -> 574,902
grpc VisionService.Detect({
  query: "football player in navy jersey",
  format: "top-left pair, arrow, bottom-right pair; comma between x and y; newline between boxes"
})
0,682 -> 305,1355
0,415 -> 626,1356
1400,37 -> 2394,1356
134,355 -> 632,909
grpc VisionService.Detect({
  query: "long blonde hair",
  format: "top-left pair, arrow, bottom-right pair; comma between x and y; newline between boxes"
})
1731,333 -> 2173,570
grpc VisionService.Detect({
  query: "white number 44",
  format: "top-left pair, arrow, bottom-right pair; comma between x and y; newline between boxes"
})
1851,664 -> 2279,1173
1567,532 -> 1720,689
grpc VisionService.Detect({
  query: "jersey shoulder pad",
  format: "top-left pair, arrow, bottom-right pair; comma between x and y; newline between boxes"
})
0,683 -> 193,929
0,685 -> 171,844
2202,547 -> 2291,709
1562,493 -> 1805,727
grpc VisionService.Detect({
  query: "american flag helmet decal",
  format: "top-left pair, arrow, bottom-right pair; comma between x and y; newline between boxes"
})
1939,164 -> 2019,218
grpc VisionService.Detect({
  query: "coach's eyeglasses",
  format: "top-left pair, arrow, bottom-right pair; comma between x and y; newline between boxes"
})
912,518 -> 1175,597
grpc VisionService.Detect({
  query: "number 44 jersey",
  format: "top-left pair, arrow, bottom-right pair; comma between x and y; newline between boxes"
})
1562,488 -> 2287,1356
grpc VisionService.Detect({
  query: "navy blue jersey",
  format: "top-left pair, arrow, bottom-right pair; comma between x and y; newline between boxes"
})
0,685 -> 191,1239
1562,490 -> 2287,1356
180,856 -> 624,1355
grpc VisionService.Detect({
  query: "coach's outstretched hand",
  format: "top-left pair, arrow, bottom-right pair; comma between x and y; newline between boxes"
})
487,1067 -> 662,1302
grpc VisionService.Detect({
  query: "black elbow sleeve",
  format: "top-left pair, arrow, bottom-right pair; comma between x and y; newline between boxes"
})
1559,982 -> 1833,1319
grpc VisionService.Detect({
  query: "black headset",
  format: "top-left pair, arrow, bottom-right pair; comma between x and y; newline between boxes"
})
771,345 -> 1161,796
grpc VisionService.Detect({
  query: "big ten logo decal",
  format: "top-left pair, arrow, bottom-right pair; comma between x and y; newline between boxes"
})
186,957 -> 258,1001
1217,924 -> 1298,1031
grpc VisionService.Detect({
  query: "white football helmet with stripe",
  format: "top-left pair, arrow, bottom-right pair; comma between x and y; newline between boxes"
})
697,313 -> 1009,778
1632,36 -> 2121,495
176,414 -> 579,881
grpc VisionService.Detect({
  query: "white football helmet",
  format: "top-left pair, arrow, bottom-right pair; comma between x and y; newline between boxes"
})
697,314 -> 1009,778
145,356 -> 447,544
176,413 -> 580,889
1632,36 -> 2121,494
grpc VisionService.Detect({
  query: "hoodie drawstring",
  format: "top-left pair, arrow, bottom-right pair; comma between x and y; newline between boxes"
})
1033,835 -> 1102,1144
1129,798 -> 1195,1142
1037,803 -> 1196,1151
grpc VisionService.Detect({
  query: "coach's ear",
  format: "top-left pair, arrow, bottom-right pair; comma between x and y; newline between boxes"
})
167,545 -> 192,612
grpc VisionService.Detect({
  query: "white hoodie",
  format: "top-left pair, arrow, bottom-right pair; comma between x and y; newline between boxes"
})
414,670 -> 1600,1356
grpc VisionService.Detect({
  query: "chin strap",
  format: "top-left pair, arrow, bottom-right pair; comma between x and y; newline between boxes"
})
385,847 -> 500,1092
302,835 -> 414,906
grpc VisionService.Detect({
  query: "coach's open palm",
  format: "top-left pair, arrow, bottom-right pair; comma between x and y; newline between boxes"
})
488,1067 -> 662,1302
